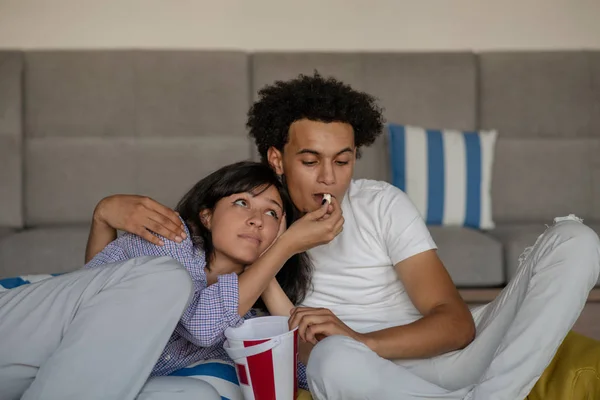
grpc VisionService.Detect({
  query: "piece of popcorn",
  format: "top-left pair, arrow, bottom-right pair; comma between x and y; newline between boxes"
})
323,193 -> 332,204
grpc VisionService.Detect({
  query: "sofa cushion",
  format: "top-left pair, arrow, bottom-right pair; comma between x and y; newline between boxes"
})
23,50 -> 253,226
480,52 -> 596,139
0,228 -> 14,241
491,223 -> 600,286
428,226 -> 504,287
0,51 -> 23,228
25,136 -> 251,225
492,138 -> 595,223
0,226 -> 90,278
388,124 -> 497,229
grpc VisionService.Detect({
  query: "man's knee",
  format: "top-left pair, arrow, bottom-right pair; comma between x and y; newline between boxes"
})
545,219 -> 600,283
307,335 -> 377,398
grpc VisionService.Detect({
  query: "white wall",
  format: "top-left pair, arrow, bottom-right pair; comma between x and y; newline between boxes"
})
1,0 -> 599,50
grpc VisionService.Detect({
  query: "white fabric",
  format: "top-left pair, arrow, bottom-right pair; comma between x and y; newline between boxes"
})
302,179 -> 437,332
0,256 -> 221,400
305,216 -> 600,400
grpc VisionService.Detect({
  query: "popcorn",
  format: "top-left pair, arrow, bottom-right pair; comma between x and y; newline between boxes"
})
323,193 -> 332,204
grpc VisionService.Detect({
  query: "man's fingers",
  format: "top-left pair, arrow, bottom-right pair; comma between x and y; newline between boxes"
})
145,217 -> 182,244
148,212 -> 185,242
305,322 -> 335,344
138,228 -> 164,247
144,198 -> 185,231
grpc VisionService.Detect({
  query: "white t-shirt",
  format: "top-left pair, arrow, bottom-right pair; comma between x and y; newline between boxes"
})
301,179 -> 437,333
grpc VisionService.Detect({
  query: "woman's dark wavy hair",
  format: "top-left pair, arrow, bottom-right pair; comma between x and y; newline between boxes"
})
247,71 -> 385,162
175,160 -> 312,308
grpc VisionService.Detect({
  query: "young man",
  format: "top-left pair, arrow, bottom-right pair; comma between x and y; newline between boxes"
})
93,73 -> 600,399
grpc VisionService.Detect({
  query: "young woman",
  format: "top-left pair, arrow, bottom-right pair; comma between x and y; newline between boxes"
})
0,161 -> 343,400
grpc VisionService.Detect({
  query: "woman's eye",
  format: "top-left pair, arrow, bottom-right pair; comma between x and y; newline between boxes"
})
233,199 -> 248,207
265,210 -> 279,219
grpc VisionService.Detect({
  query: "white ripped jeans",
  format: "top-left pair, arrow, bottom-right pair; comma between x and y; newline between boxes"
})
306,216 -> 600,400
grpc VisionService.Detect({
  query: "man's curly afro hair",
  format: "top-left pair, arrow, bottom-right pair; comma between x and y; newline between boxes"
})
247,71 -> 385,162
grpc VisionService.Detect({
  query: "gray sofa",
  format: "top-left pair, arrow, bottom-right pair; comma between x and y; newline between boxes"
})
1,50 -> 599,297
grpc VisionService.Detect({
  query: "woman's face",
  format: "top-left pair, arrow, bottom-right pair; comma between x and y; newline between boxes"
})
204,185 -> 284,267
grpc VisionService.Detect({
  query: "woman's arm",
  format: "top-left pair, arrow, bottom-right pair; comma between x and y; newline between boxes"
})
261,278 -> 295,317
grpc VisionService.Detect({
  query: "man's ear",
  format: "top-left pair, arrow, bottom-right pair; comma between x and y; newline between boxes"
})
199,209 -> 212,230
267,147 -> 285,175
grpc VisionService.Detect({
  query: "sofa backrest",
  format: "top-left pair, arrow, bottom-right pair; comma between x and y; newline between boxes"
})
0,52 -> 23,228
22,50 -> 252,226
1,49 -> 599,228
480,52 -> 600,223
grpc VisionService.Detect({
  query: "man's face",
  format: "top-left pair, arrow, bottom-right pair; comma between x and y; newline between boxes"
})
268,119 -> 356,213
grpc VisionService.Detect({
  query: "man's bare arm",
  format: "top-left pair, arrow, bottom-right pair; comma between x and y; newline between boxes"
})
361,250 -> 475,359
84,195 -> 187,263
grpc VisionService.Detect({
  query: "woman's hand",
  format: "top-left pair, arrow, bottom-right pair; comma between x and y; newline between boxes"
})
280,197 -> 344,254
94,195 -> 187,246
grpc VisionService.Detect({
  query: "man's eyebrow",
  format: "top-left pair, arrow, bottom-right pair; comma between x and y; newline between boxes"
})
296,147 -> 354,156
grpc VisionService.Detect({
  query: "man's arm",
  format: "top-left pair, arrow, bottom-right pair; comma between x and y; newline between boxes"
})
290,250 -> 475,361
85,202 -> 118,263
84,195 -> 187,263
361,249 -> 475,359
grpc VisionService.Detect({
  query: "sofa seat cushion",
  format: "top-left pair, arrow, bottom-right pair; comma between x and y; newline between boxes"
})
0,226 -> 90,278
491,223 -> 600,286
428,226 -> 504,287
0,227 -> 14,241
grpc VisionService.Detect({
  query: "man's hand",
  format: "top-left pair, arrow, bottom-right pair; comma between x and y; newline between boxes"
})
95,195 -> 186,246
288,307 -> 364,345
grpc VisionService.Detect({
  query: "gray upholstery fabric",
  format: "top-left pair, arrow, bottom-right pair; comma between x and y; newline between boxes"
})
592,52 -> 600,135
592,140 -> 600,220
0,226 -> 90,278
26,51 -> 249,139
492,138 -> 594,223
134,51 -> 249,137
134,137 -> 252,209
25,51 -> 136,138
480,52 -> 596,138
0,52 -> 23,227
491,223 -> 600,286
26,138 -> 138,225
26,137 -> 251,225
352,135 -> 390,182
0,136 -> 22,228
428,226 -> 504,287
362,53 -> 477,131
0,52 -> 22,137
0,228 -> 14,241
251,53 -> 364,96
23,51 -> 252,225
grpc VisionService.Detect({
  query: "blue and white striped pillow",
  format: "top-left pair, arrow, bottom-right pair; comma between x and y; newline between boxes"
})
387,124 -> 497,230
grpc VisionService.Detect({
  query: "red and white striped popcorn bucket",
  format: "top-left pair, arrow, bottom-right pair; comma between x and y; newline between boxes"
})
224,316 -> 299,400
